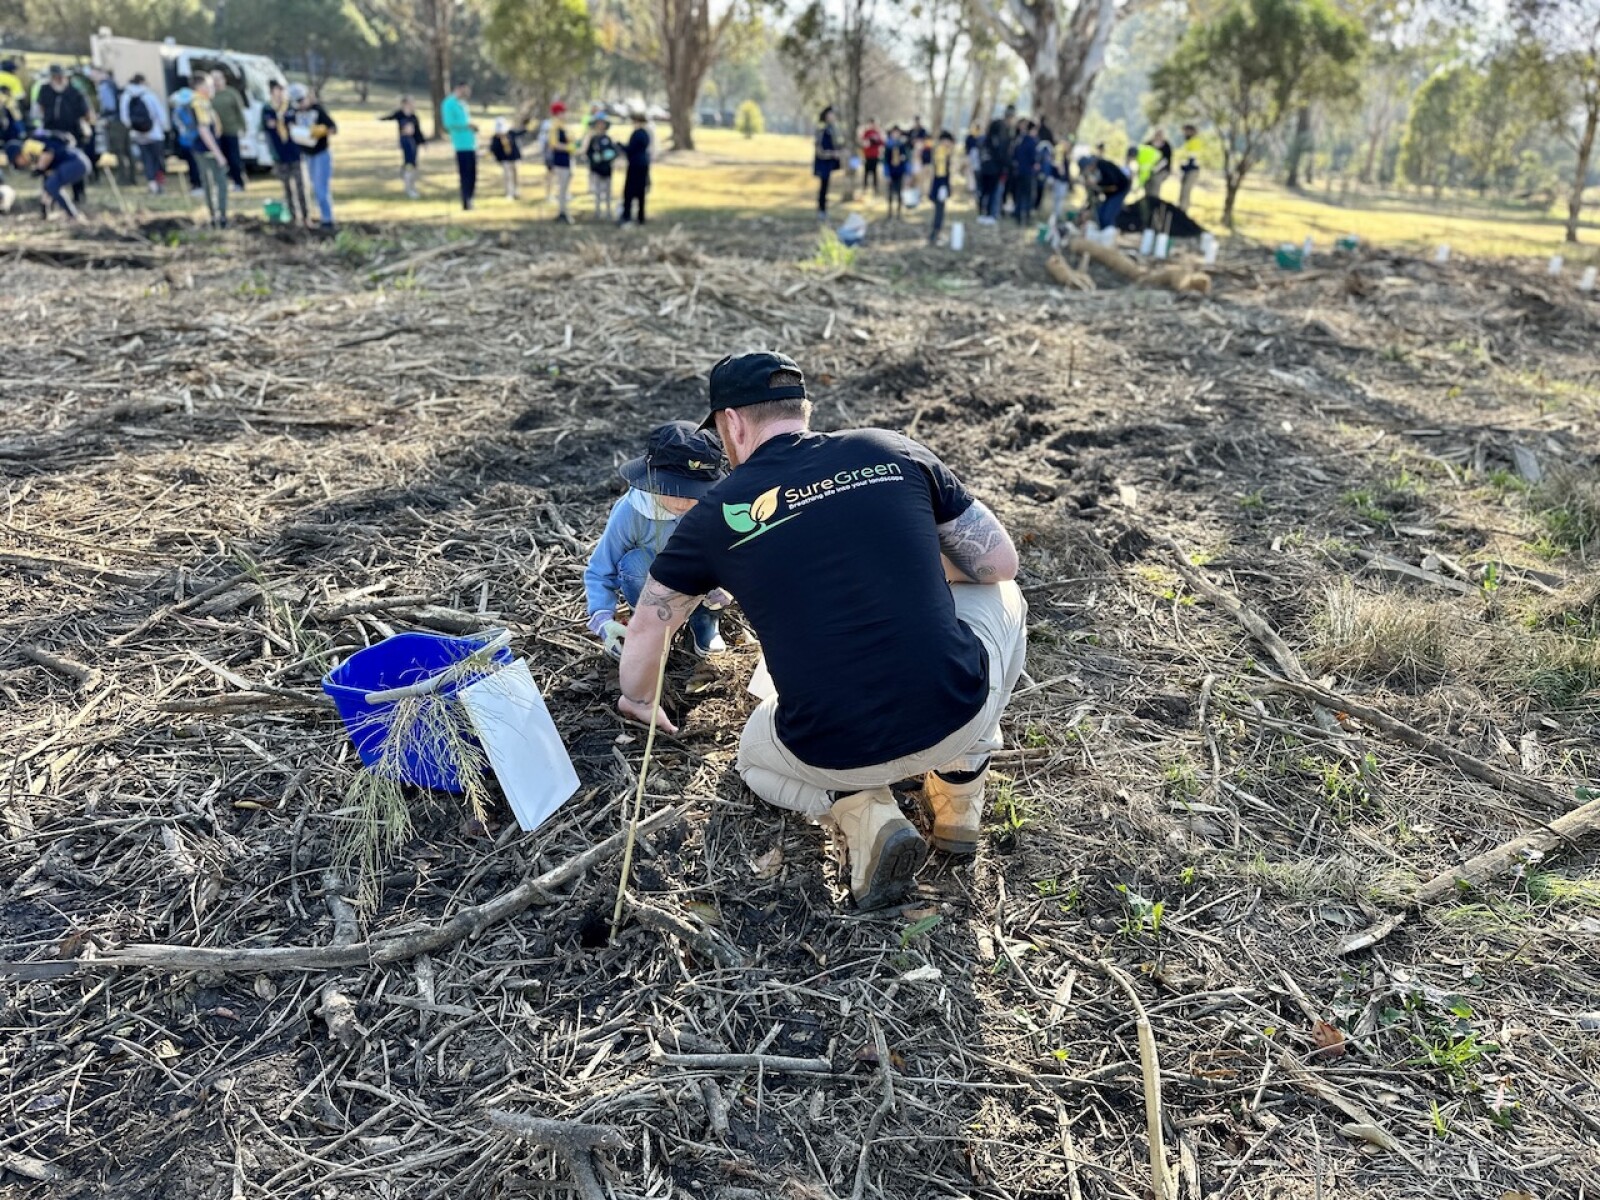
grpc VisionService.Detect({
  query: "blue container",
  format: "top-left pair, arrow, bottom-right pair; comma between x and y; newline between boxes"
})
322,631 -> 513,792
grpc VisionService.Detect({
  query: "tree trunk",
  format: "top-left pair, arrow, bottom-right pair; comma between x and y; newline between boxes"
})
1284,105 -> 1311,189
423,0 -> 451,140
972,0 -> 1117,140
659,0 -> 727,152
1359,111 -> 1386,186
1223,173 -> 1242,227
1566,97 -> 1598,244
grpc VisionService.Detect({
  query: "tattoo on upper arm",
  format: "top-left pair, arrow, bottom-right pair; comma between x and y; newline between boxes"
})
938,502 -> 1004,582
637,577 -> 701,623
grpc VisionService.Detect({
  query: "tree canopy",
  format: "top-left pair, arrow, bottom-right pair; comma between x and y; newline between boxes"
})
1149,0 -> 1365,225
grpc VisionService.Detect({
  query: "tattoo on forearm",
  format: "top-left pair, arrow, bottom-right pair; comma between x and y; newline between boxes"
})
637,578 -> 700,623
939,503 -> 1004,582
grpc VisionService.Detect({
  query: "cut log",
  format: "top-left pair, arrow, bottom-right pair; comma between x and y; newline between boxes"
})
1045,254 -> 1095,291
1065,235 -> 1210,294
488,1110 -> 627,1200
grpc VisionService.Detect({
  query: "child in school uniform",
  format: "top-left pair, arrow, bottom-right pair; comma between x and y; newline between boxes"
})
547,102 -> 573,223
490,117 -> 521,199
927,129 -> 954,246
584,422 -> 731,659
583,113 -> 618,220
379,97 -> 426,198
883,126 -> 909,220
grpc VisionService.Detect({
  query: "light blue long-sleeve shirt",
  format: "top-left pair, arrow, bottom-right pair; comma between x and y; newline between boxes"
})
583,492 -> 684,617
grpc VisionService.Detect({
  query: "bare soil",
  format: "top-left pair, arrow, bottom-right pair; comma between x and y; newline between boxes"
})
2,213 -> 1598,1200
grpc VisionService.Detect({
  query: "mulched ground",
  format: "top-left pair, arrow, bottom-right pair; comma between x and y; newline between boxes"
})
2,211 -> 1598,1200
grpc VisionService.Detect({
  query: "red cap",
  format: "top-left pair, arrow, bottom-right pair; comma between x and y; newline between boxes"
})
550,101 -> 566,115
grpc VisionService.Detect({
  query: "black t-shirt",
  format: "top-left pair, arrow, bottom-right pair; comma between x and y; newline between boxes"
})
649,429 -> 989,770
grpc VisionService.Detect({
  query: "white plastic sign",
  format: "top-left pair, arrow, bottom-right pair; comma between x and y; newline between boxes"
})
457,659 -> 580,833
747,654 -> 777,702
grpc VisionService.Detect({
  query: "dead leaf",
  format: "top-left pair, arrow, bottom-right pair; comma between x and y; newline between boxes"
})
1338,1122 -> 1397,1152
1310,1019 -> 1346,1060
901,905 -> 941,921
853,1043 -> 906,1072
1500,1192 -> 1535,1200
253,974 -> 277,1002
750,847 -> 783,879
153,1038 -> 181,1063
194,871 -> 222,915
683,900 -> 722,927
57,929 -> 90,959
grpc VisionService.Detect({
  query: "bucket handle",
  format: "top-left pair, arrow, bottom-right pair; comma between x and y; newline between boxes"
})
361,629 -> 514,704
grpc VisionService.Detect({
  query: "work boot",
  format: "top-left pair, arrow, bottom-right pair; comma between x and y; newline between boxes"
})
922,765 -> 987,856
828,788 -> 926,910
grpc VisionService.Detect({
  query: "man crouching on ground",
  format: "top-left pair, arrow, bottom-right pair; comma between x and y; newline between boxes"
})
615,351 -> 1027,909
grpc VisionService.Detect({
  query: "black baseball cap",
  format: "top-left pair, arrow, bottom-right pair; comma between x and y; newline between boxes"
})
619,420 -> 727,499
699,350 -> 807,429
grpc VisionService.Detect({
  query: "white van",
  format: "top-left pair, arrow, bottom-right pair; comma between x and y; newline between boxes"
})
90,28 -> 289,169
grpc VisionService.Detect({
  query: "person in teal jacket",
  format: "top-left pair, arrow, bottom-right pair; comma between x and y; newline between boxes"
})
440,81 -> 478,210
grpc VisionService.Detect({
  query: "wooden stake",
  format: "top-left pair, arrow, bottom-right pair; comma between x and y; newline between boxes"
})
1101,961 -> 1177,1200
611,634 -> 672,938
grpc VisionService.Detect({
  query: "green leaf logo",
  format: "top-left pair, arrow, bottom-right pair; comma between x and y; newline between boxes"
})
723,502 -> 757,533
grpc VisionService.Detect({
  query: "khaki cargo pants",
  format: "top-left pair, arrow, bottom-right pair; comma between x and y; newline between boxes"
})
737,580 -> 1028,819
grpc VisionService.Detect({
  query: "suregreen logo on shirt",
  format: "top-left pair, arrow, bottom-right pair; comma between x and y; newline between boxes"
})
723,486 -> 800,547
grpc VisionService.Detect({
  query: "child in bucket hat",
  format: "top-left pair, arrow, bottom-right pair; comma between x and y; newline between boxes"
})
583,421 -> 731,659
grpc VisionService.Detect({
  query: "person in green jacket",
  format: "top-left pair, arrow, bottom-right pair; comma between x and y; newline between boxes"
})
440,81 -> 479,211
209,71 -> 248,191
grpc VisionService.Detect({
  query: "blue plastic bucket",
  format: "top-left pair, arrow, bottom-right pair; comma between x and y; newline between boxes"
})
321,631 -> 514,792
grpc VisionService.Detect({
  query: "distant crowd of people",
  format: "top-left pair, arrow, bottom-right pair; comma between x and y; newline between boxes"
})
0,55 -> 658,232
811,104 -> 1203,245
0,56 -> 338,229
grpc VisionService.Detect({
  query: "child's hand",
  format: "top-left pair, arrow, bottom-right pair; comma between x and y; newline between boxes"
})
599,620 -> 627,659
704,588 -> 732,611
588,610 -> 627,658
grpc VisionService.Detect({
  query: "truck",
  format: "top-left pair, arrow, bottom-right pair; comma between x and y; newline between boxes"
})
89,28 -> 289,169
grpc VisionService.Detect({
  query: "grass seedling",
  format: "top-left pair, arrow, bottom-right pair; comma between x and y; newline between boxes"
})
899,912 -> 943,948
1115,884 -> 1165,939
809,227 -> 857,271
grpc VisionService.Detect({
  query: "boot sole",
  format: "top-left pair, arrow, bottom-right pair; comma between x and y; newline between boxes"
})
856,821 -> 927,911
932,831 -> 979,857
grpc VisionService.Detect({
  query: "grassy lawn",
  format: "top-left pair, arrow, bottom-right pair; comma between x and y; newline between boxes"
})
21,76 -> 1600,264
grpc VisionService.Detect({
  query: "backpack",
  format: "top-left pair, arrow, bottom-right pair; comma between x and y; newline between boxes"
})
174,100 -> 199,150
127,92 -> 153,134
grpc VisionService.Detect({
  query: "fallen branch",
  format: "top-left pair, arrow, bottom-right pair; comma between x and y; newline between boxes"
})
626,897 -> 746,969
1338,790 -> 1600,955
488,1109 -> 627,1200
316,872 -> 366,1050
91,805 -> 687,974
650,1051 -> 835,1075
19,643 -> 102,692
109,569 -> 256,647
1264,676 -> 1567,816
